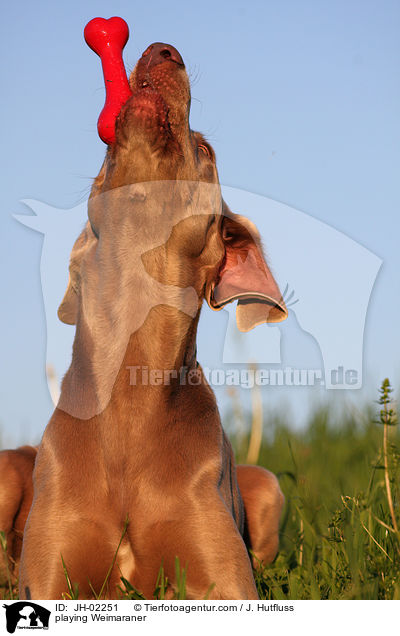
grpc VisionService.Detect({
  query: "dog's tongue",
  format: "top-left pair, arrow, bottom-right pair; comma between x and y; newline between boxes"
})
84,17 -> 133,144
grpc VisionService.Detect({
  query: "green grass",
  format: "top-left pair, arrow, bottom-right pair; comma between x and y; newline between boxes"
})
1,379 -> 398,600
244,379 -> 400,600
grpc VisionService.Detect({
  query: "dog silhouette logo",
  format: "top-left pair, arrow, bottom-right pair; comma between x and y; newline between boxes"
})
3,602 -> 50,633
15,186 -> 381,397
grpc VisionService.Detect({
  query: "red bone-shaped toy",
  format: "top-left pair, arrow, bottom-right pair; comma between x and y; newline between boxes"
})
84,17 -> 133,144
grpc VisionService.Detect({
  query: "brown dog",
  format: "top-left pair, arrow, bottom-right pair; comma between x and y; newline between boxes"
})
0,446 -> 37,584
20,42 -> 287,599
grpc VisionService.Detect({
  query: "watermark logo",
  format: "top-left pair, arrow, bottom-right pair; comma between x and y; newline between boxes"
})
3,602 -> 50,633
15,184 -> 381,404
126,365 -> 359,388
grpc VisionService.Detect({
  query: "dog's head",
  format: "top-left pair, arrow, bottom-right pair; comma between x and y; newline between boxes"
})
59,43 -> 287,332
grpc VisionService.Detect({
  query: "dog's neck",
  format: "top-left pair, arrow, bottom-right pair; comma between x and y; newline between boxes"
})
122,304 -> 200,375
58,182 -> 219,421
114,305 -> 200,398
58,289 -> 202,421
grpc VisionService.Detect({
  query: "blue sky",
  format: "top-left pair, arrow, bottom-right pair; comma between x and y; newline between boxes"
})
1,0 -> 399,445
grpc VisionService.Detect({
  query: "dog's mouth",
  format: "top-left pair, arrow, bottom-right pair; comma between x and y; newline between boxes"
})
117,43 -> 188,144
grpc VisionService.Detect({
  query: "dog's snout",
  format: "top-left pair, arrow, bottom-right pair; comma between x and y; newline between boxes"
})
141,42 -> 184,68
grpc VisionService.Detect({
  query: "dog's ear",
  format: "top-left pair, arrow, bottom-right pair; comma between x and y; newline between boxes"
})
58,222 -> 97,325
207,206 -> 287,331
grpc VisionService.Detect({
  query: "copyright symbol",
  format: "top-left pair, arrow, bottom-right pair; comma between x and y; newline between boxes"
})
134,604 -> 142,611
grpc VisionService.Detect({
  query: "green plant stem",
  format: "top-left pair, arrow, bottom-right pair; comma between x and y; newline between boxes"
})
246,364 -> 263,465
383,404 -> 398,533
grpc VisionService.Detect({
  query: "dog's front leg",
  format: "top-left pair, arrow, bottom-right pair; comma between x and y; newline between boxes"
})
237,465 -> 284,567
135,498 -> 259,600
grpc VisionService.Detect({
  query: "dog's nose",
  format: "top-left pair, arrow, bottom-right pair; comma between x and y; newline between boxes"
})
141,42 -> 184,68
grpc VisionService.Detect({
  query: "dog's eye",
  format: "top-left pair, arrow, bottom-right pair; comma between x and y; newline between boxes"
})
198,143 -> 212,159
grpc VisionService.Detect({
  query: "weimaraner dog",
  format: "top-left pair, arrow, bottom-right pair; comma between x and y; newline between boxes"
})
19,41 -> 287,599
